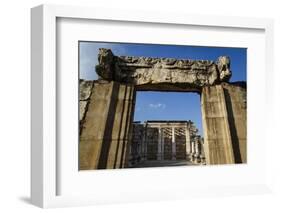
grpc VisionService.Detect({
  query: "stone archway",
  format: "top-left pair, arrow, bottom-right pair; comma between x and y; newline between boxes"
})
79,48 -> 246,169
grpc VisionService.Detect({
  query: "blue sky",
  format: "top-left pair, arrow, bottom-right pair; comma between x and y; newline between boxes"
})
79,41 -> 247,135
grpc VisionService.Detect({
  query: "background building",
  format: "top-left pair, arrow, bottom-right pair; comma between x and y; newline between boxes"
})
129,120 -> 205,167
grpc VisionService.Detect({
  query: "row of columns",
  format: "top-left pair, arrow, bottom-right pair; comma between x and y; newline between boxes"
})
140,124 -> 205,162
156,126 -> 178,160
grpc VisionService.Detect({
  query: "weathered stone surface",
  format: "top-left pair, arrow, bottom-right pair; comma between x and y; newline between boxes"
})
223,83 -> 247,163
201,85 -> 234,164
96,48 -> 232,90
80,80 -> 246,167
79,81 -> 135,170
79,80 -> 94,134
80,80 -> 93,101
80,49 -> 246,168
201,83 -> 246,164
79,101 -> 88,122
129,121 -> 205,166
80,82 -> 115,170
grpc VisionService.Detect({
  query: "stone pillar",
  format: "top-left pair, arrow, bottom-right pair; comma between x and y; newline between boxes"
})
157,127 -> 162,160
172,127 -> 176,160
194,137 -> 200,163
195,138 -> 199,155
79,81 -> 135,170
141,129 -> 146,161
201,85 -> 235,165
144,124 -> 148,161
161,129 -> 165,159
191,140 -> 195,162
128,143 -> 132,167
185,126 -> 191,160
190,140 -> 194,154
200,138 -> 206,163
223,83 -> 247,163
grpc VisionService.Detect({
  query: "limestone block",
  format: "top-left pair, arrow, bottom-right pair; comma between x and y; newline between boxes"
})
80,82 -> 115,170
96,48 -> 232,90
222,83 -> 247,163
79,80 -> 94,134
79,101 -> 87,122
79,80 -> 93,100
202,83 -> 247,165
201,85 -> 235,164
79,81 -> 135,170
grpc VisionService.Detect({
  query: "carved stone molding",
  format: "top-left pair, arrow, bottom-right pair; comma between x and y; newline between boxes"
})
96,48 -> 232,90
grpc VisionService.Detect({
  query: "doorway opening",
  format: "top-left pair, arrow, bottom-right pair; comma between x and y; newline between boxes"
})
129,91 -> 205,168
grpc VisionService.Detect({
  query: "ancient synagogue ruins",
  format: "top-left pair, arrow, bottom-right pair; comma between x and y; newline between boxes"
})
79,48 -> 246,170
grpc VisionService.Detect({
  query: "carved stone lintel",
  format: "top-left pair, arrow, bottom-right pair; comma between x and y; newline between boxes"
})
95,48 -> 232,89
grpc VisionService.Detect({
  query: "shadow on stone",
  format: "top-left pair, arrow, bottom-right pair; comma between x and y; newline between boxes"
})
224,89 -> 242,163
113,85 -> 128,168
98,83 -> 120,169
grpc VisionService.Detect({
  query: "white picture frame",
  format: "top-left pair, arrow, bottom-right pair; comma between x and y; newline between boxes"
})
31,4 -> 274,208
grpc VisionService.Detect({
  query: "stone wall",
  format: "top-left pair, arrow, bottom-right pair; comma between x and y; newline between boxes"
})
79,80 -> 246,168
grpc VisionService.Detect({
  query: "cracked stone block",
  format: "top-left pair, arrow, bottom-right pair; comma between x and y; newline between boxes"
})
79,101 -> 88,121
80,80 -> 93,101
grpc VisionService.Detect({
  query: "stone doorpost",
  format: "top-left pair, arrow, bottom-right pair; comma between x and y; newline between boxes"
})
79,81 -> 135,170
201,84 -> 246,164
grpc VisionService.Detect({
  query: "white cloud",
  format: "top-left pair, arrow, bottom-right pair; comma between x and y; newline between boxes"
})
148,103 -> 166,109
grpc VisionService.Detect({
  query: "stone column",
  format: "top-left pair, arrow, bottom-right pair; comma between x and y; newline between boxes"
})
143,123 -> 148,161
157,127 -> 162,160
223,84 -> 247,163
172,127 -> 176,160
79,81 -> 135,170
161,129 -> 165,159
107,83 -> 135,169
141,129 -> 146,161
191,140 -> 195,162
201,85 -> 235,165
185,126 -> 191,160
195,138 -> 199,155
195,137 -> 200,163
128,143 -> 132,167
200,138 -> 206,164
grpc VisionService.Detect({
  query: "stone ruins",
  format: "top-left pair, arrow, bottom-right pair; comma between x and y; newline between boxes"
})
130,121 -> 205,167
96,48 -> 232,92
79,48 -> 247,170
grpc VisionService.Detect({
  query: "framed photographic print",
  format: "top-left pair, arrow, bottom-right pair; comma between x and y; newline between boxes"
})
31,4 -> 274,208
